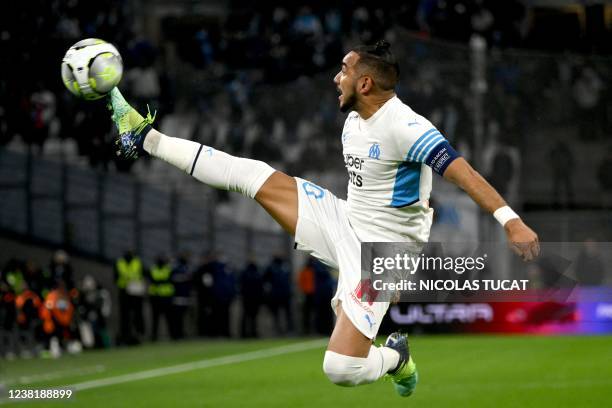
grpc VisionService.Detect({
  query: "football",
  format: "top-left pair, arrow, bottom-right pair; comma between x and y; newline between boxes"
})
61,38 -> 123,100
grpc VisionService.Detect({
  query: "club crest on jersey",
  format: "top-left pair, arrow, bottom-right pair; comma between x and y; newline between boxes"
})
368,143 -> 381,160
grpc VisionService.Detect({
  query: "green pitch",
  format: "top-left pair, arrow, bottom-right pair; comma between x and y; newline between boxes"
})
2,335 -> 611,407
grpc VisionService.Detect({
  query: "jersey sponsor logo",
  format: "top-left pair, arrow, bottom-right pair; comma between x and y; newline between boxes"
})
407,119 -> 419,127
348,171 -> 363,187
302,181 -> 325,199
368,143 -> 381,160
344,154 -> 364,170
344,154 -> 364,187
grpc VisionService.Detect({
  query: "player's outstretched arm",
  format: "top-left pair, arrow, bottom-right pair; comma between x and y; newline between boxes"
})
442,157 -> 539,261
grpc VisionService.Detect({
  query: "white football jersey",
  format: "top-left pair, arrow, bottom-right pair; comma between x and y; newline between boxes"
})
341,96 -> 457,243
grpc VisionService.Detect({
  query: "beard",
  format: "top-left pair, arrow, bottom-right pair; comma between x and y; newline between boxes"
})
339,91 -> 357,113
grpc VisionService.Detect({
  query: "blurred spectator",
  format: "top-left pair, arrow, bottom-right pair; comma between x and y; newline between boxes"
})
574,239 -> 605,286
211,255 -> 236,337
471,1 -> 495,41
297,259 -> 316,335
239,259 -> 263,338
114,250 -> 146,345
22,260 -> 49,299
27,83 -> 56,154
192,253 -> 217,337
549,140 -> 574,208
573,66 -> 604,141
170,253 -> 192,340
49,250 -> 74,292
15,287 -> 42,330
1,260 -> 19,358
70,107 -> 113,170
194,29 -> 215,68
293,6 -> 323,38
263,254 -> 294,336
313,260 -> 335,336
39,281 -> 80,358
124,63 -> 161,110
15,285 -> 43,358
597,146 -> 612,206
148,255 -> 174,341
482,124 -> 518,198
77,275 -> 112,349
3,258 -> 25,296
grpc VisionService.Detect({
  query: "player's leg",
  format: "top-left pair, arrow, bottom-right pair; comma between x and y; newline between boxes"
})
320,228 -> 417,394
291,178 -> 415,391
323,304 -> 418,395
322,303 -> 396,386
326,303 -> 372,357
146,128 -> 299,233
254,172 -> 298,235
109,88 -> 298,235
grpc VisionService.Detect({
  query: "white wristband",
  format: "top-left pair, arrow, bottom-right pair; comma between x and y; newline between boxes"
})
493,206 -> 519,226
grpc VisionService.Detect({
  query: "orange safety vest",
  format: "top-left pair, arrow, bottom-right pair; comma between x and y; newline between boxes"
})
40,289 -> 74,334
298,266 -> 315,295
15,290 -> 42,325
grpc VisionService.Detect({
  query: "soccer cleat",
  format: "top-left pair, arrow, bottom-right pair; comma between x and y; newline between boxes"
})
108,87 -> 156,159
384,332 -> 418,397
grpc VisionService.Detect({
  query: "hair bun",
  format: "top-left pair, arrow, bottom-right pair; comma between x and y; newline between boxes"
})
375,40 -> 391,53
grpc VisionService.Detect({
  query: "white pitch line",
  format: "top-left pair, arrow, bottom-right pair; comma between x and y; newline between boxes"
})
3,365 -> 106,386
69,338 -> 327,392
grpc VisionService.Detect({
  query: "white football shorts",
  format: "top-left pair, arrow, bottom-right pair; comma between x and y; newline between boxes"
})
293,177 -> 389,339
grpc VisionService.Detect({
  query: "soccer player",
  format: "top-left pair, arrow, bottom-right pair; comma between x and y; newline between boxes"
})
107,40 -> 539,397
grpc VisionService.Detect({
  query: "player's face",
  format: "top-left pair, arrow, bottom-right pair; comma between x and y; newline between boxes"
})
334,52 -> 360,113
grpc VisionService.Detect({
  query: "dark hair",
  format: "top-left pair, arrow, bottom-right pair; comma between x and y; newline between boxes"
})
352,40 -> 400,91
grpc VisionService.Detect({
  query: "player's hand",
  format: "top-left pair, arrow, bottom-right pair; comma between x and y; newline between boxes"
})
504,218 -> 540,262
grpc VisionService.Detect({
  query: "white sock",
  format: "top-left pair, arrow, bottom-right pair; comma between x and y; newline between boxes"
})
322,346 -> 400,386
143,129 -> 275,199
378,345 -> 401,373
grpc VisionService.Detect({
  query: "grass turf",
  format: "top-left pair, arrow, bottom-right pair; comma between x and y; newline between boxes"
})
1,335 -> 611,407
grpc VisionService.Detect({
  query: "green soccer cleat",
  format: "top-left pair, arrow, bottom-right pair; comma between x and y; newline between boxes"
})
384,332 -> 418,397
108,87 -> 155,159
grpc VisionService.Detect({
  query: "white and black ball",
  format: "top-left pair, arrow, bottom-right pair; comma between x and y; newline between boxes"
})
61,38 -> 123,100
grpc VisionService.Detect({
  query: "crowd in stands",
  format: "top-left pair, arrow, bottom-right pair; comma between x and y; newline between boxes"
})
3,0 -> 609,179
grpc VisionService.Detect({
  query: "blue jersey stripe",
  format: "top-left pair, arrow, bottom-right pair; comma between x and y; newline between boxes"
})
409,131 -> 441,162
416,135 -> 445,162
391,162 -> 421,207
406,128 -> 437,160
